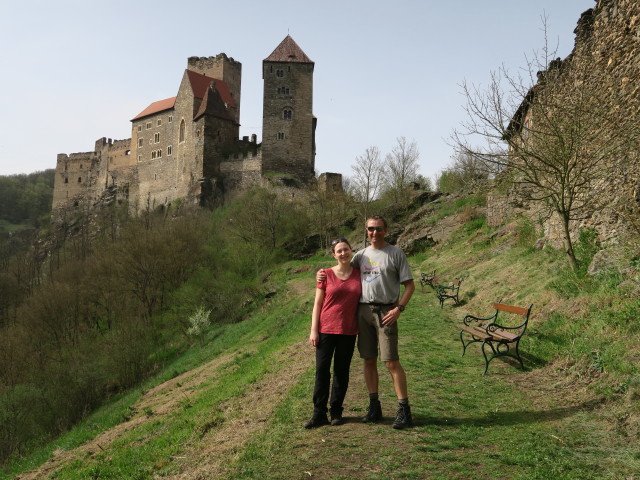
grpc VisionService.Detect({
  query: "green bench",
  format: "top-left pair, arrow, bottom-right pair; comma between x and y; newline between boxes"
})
459,302 -> 533,375
420,270 -> 436,290
436,278 -> 463,307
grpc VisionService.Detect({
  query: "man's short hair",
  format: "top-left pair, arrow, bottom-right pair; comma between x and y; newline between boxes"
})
366,215 -> 388,229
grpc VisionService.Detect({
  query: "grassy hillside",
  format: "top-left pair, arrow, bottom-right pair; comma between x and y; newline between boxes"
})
3,195 -> 639,479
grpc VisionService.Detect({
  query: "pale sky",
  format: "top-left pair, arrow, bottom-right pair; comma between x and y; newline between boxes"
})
0,0 -> 595,182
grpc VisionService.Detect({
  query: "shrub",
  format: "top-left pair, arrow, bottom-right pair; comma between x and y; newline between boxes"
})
187,306 -> 212,345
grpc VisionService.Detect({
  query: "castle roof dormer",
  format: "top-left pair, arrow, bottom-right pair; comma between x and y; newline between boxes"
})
264,35 -> 313,63
194,80 -> 238,124
186,70 -> 236,108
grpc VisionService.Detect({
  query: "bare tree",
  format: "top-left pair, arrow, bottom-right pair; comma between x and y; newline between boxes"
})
436,151 -> 494,193
383,137 -> 420,205
351,146 -> 384,229
451,21 -> 638,269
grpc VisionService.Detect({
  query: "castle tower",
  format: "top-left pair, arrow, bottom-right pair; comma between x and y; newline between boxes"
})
261,35 -> 316,183
188,54 -> 242,125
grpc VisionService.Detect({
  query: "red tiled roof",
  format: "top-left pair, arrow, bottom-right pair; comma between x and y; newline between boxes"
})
194,82 -> 237,123
131,97 -> 176,121
264,35 -> 313,63
186,70 -> 236,108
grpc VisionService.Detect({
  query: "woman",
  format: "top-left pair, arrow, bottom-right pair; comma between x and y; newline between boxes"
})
305,237 -> 361,428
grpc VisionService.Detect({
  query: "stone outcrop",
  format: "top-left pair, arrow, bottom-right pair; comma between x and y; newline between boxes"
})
487,0 -> 640,252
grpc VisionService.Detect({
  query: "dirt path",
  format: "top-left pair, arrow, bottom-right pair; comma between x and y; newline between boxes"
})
15,336 -> 312,480
165,339 -> 312,479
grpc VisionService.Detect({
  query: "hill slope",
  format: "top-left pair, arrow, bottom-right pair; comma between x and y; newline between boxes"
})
5,194 -> 640,479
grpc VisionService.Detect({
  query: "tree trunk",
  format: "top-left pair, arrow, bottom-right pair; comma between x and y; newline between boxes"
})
560,213 -> 578,270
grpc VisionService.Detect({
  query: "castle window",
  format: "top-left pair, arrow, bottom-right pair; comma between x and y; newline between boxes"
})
168,115 -> 173,123
157,149 -> 162,158
157,119 -> 162,126
277,132 -> 285,140
276,69 -> 284,77
138,155 -> 142,162
283,109 -> 292,120
167,145 -> 173,156
179,119 -> 186,143
277,87 -> 290,95
78,177 -> 82,183
146,122 -> 152,129
154,133 -> 160,143
64,177 -> 68,184
196,129 -> 201,137
138,138 -> 143,147
137,125 -> 142,133
152,151 -> 157,159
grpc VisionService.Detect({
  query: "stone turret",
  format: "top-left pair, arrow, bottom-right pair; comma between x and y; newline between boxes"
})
261,35 -> 316,184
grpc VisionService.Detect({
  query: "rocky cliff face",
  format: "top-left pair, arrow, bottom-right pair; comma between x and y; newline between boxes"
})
487,0 -> 640,251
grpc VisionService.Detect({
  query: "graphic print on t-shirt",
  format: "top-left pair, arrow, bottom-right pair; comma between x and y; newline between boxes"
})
362,257 -> 384,283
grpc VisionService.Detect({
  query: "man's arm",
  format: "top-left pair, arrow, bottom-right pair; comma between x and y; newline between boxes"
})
381,279 -> 415,326
398,279 -> 415,308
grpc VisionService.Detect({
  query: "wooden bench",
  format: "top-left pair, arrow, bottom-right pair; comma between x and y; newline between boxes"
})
459,302 -> 533,375
436,278 -> 463,307
420,270 -> 436,290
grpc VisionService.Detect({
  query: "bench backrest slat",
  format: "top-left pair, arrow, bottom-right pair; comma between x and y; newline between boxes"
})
493,303 -> 531,316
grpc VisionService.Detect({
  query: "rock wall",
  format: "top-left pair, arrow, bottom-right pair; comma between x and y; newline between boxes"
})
487,0 -> 640,248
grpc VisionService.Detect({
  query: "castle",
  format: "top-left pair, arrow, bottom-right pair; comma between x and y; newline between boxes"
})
52,35 -> 339,215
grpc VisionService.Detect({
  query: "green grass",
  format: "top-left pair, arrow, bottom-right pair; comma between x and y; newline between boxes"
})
222,291 -> 637,479
4,196 -> 640,479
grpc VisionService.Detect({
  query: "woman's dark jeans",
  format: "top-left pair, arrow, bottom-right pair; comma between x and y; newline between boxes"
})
313,333 -> 357,417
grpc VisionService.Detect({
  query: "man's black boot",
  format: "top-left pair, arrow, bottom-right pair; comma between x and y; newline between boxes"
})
392,403 -> 413,429
361,399 -> 382,423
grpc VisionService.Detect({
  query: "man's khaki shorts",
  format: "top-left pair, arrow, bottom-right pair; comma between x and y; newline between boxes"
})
357,304 -> 399,362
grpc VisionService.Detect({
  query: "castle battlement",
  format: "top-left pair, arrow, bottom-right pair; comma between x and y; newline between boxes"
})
188,53 -> 241,70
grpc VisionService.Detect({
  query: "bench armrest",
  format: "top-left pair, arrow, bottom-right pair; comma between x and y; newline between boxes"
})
462,312 -> 496,327
486,318 -> 529,337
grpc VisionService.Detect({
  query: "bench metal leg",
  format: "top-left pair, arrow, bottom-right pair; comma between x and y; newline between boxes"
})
481,340 -> 525,375
481,341 -> 492,375
460,331 -> 483,357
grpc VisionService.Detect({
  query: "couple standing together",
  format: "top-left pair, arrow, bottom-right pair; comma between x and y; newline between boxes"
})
306,215 -> 415,430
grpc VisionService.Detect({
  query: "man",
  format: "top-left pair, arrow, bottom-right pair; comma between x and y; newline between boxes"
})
318,215 -> 415,429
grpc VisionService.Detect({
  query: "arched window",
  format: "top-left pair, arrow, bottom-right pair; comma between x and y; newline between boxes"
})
179,119 -> 186,143
283,109 -> 292,120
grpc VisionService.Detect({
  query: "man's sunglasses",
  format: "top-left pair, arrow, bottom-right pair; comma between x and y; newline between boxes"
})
367,226 -> 384,232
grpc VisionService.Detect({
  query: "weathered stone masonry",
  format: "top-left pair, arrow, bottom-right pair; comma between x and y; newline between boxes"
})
487,0 -> 640,247
52,36 -> 336,217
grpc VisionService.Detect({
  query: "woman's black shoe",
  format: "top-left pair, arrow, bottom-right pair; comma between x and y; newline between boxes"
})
303,414 -> 330,429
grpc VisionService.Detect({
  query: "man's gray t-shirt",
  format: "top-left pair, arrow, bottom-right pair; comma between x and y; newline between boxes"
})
351,244 -> 413,304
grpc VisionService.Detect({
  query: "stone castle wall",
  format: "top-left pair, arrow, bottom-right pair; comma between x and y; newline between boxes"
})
261,61 -> 315,183
487,0 -> 640,247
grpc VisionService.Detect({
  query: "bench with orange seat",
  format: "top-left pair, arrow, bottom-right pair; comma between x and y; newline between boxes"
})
459,302 -> 533,375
